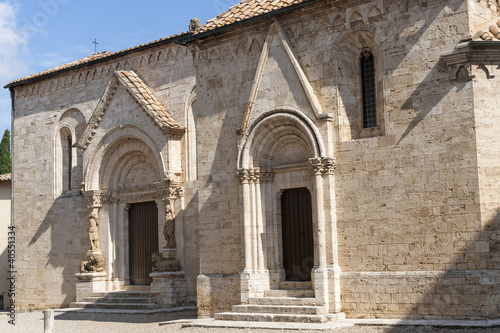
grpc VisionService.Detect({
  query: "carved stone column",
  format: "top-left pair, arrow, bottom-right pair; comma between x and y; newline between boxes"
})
81,191 -> 105,268
75,190 -> 106,301
309,157 -> 343,316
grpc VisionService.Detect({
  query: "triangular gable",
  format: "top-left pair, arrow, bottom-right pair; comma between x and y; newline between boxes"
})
77,70 -> 185,149
238,21 -> 332,134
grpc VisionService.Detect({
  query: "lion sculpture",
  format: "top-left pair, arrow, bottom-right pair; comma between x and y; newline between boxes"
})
152,252 -> 180,272
80,254 -> 105,273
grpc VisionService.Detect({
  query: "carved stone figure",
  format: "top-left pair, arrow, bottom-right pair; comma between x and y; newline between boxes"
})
80,254 -> 105,273
151,252 -> 180,272
189,18 -> 201,33
88,212 -> 100,251
163,204 -> 176,249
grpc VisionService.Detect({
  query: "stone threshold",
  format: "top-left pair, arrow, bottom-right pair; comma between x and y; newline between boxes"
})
175,318 -> 500,331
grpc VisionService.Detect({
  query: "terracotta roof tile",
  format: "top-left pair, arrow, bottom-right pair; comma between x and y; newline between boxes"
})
477,19 -> 500,41
198,0 -> 308,34
115,70 -> 183,129
6,32 -> 188,88
7,0 -> 315,87
0,173 -> 11,181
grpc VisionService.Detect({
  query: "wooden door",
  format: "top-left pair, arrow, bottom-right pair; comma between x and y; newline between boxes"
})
281,188 -> 314,281
129,202 -> 158,285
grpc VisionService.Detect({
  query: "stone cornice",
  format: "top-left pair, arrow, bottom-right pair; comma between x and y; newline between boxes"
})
440,41 -> 500,81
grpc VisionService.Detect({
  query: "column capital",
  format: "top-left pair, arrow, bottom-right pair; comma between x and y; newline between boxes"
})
309,157 -> 337,176
237,169 -> 251,184
82,190 -> 103,209
238,168 -> 275,184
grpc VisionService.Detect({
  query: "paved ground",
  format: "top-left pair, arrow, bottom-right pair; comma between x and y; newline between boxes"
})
1,310 -> 500,333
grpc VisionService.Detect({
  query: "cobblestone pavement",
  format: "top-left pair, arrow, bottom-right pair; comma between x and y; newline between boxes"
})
1,311 -> 500,333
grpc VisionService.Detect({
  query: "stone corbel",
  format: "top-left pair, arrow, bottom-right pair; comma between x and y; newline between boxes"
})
440,40 -> 500,82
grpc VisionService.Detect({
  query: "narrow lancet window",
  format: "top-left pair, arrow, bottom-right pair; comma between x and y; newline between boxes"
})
67,135 -> 72,190
361,49 -> 377,128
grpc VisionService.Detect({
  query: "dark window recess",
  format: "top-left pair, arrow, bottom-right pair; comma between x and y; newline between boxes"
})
67,135 -> 72,190
361,50 -> 377,128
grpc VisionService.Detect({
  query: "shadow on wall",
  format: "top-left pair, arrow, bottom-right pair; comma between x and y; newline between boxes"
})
376,208 -> 500,324
28,195 -> 87,309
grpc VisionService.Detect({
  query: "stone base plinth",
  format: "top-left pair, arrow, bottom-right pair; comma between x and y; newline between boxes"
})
75,272 -> 107,302
150,271 -> 186,307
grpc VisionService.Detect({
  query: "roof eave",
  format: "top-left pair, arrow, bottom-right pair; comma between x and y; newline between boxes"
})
4,34 -> 188,89
176,0 -> 325,46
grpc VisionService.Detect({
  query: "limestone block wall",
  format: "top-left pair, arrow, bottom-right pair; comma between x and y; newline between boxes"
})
192,0 -> 498,319
11,41 -> 198,310
335,0 -> 497,319
0,180 -> 11,309
193,29 -> 263,316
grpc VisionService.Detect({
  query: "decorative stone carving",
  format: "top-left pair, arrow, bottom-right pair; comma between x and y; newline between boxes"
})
80,254 -> 105,273
309,157 -> 337,176
163,203 -> 176,249
237,168 -> 275,184
189,18 -> 201,33
152,252 -> 180,272
88,211 -> 101,251
237,169 -> 251,184
260,171 -> 275,183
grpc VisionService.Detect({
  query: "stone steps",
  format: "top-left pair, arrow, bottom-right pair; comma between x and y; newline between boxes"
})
264,289 -> 314,297
249,297 -> 316,306
69,301 -> 159,310
70,289 -> 159,311
232,304 -> 325,315
214,281 -> 324,323
80,296 -> 156,304
214,312 -> 331,323
279,281 -> 311,289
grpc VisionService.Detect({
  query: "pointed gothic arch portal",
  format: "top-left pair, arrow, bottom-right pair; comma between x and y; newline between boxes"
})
237,109 -> 342,313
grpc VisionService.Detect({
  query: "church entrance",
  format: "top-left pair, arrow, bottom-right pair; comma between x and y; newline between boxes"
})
128,202 -> 158,285
281,188 -> 314,281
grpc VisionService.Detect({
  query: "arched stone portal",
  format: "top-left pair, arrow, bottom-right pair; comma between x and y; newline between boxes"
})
238,109 -> 341,314
80,126 -> 185,291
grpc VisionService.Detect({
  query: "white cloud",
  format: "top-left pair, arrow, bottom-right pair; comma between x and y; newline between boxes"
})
0,2 -> 28,131
0,2 -> 27,81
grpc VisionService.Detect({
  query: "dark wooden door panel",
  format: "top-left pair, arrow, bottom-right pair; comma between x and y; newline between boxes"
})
281,188 -> 313,281
129,202 -> 158,285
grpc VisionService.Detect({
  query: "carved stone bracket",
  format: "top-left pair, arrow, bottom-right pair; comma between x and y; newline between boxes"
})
440,40 -> 500,82
237,168 -> 275,184
309,157 -> 337,176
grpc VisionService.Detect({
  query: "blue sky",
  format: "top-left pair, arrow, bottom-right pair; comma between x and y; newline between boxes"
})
0,0 -> 241,133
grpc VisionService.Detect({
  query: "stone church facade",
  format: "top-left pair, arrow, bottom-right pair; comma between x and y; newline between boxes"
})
5,0 -> 500,320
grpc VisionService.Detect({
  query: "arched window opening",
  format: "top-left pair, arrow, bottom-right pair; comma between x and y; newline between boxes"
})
67,135 -> 72,190
60,127 -> 72,193
361,48 -> 377,128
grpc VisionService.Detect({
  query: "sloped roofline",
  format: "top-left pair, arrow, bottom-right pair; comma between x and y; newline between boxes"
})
176,0 -> 324,45
4,33 -> 189,89
5,0 -> 325,89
